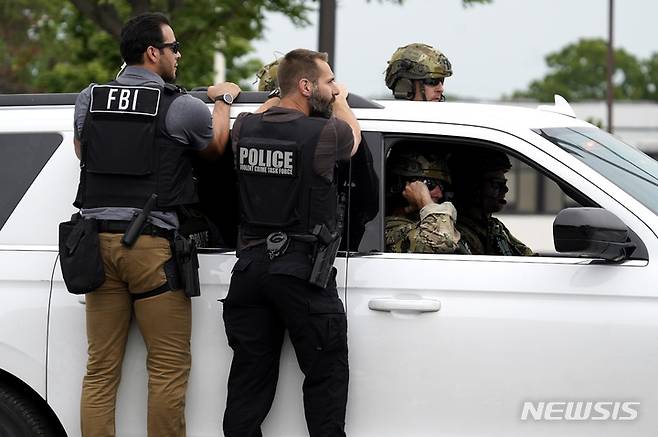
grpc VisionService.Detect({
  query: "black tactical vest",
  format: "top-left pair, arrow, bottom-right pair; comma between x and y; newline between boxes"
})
236,112 -> 336,240
74,81 -> 197,210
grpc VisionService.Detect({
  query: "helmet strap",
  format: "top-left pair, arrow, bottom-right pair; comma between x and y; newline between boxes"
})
418,81 -> 427,101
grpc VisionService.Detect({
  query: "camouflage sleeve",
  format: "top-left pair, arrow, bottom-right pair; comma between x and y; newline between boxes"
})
496,218 -> 534,256
384,202 -> 461,253
507,230 -> 534,256
455,223 -> 484,255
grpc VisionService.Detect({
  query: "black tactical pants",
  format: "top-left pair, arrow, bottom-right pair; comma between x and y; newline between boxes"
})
222,253 -> 348,437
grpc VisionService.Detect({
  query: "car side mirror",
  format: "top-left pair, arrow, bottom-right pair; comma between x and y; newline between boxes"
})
553,207 -> 635,262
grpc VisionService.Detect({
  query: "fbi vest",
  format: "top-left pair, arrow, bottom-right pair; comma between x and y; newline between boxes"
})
74,81 -> 197,210
236,112 -> 337,239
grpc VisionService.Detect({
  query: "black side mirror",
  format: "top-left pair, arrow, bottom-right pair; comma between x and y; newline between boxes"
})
553,207 -> 635,262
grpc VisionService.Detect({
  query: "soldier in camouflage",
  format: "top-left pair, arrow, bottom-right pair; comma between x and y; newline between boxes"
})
450,149 -> 533,256
385,149 -> 462,253
385,43 -> 452,102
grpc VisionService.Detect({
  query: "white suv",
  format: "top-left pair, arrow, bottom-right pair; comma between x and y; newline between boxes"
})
0,92 -> 656,437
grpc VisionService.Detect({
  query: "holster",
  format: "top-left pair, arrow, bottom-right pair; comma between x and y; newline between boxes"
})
58,214 -> 105,294
309,224 -> 341,289
172,233 -> 201,297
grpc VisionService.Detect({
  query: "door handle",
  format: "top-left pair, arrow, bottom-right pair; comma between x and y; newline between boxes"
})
368,298 -> 441,313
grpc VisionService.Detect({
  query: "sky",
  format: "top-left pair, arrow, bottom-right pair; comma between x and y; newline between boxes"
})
249,0 -> 658,100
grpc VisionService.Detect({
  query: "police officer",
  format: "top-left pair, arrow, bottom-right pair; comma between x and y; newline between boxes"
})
450,149 -> 533,256
385,43 -> 453,101
385,148 -> 462,253
222,48 -> 361,437
72,12 -> 240,437
256,56 -> 379,251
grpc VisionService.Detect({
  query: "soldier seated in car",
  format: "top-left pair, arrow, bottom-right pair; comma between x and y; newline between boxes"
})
385,148 -> 462,253
450,149 -> 533,256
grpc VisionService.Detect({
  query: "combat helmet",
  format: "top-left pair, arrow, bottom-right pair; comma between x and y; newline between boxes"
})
450,148 -> 511,180
385,43 -> 452,100
388,149 -> 452,185
256,57 -> 281,92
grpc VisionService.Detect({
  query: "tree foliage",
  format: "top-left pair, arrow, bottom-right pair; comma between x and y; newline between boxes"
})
1,0 -> 311,93
1,0 -> 490,93
513,38 -> 655,102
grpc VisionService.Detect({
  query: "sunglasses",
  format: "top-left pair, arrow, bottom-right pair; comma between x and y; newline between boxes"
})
422,77 -> 444,87
413,178 -> 445,191
157,41 -> 181,54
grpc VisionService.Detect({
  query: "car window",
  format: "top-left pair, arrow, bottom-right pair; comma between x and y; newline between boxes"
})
370,135 -> 599,256
192,131 -> 384,253
341,131 -> 382,252
190,149 -> 239,250
0,133 -> 61,231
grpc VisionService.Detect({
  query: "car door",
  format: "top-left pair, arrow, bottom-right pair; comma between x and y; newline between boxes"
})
344,122 -> 658,437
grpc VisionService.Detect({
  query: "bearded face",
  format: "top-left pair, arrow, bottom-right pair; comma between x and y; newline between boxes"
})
308,83 -> 335,118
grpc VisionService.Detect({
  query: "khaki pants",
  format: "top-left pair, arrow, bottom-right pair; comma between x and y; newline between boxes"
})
81,233 -> 191,437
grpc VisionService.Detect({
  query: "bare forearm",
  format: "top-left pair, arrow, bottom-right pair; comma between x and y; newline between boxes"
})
255,97 -> 280,113
205,82 -> 241,159
333,98 -> 361,156
204,101 -> 230,157
74,138 -> 81,160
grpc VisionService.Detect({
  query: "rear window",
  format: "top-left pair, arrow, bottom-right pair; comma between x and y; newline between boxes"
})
0,133 -> 62,230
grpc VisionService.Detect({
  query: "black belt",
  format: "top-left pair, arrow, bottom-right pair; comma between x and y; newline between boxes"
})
239,237 -> 316,257
97,220 -> 174,239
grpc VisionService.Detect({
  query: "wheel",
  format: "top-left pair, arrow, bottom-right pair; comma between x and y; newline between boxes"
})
0,382 -> 63,437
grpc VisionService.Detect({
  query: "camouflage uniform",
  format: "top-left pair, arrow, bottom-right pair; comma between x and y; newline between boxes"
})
457,215 -> 533,256
385,202 -> 461,253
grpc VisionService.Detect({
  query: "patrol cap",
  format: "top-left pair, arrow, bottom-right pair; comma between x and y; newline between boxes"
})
385,43 -> 453,91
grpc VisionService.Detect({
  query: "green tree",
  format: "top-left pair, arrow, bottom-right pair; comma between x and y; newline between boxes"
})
644,52 -> 658,101
513,38 -> 647,102
1,0 -> 311,93
1,0 -> 491,93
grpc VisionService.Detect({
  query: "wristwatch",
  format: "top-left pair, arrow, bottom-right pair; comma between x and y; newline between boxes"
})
267,88 -> 281,99
214,92 -> 234,105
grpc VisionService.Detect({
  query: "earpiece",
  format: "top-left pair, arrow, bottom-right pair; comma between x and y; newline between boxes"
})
393,78 -> 415,100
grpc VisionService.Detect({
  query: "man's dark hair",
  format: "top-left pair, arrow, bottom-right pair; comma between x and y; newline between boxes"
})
277,49 -> 329,97
120,12 -> 171,65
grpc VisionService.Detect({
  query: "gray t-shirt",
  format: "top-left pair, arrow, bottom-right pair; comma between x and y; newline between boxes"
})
73,66 -> 213,229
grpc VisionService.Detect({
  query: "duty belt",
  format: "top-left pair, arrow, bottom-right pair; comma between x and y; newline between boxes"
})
97,220 -> 173,239
241,232 -> 317,260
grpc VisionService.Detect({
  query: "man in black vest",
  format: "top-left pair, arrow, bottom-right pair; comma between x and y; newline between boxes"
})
222,48 -> 361,437
72,12 -> 239,437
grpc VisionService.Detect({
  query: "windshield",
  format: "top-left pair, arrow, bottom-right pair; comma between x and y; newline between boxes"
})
534,127 -> 658,215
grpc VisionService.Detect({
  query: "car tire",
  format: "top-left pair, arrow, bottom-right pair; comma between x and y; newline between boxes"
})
0,382 -> 60,437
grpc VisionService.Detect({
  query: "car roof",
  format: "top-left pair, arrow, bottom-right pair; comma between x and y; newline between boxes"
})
0,91 -> 593,134
358,99 -> 592,131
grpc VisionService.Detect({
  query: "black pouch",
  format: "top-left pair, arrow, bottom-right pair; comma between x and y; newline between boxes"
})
173,233 -> 201,298
58,214 -> 105,294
